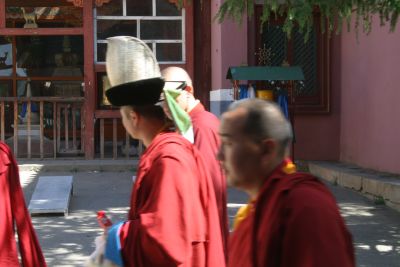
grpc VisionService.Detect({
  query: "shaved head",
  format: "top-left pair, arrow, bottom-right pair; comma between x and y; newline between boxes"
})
161,66 -> 193,88
226,99 -> 293,157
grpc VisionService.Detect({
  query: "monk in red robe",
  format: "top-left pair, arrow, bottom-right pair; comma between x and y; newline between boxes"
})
217,99 -> 355,267
161,67 -> 228,255
101,36 -> 225,267
0,142 -> 46,267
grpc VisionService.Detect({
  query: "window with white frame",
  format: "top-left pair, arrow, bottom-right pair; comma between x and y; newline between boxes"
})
95,0 -> 185,64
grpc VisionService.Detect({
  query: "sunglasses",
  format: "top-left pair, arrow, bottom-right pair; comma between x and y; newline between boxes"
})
163,81 -> 187,91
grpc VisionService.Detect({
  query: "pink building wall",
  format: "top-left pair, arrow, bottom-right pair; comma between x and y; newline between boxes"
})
339,19 -> 400,173
211,0 -> 247,90
210,6 -> 399,173
293,36 -> 342,161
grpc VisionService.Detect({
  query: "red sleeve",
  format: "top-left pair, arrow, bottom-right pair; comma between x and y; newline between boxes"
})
120,155 -> 205,266
192,114 -> 229,256
281,186 -> 355,267
0,142 -> 46,267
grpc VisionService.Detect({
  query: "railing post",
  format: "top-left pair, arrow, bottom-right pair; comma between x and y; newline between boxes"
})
100,118 -> 104,159
57,104 -> 61,153
83,0 -> 95,159
40,101 -> 44,159
125,131 -> 130,159
0,101 -> 4,141
72,105 -> 77,150
27,101 -> 31,159
113,118 -> 117,159
13,101 -> 18,157
53,102 -> 57,159
64,105 -> 69,150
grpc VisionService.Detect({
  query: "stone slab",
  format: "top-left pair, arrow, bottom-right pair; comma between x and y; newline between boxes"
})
309,161 -> 400,213
338,172 -> 363,191
28,176 -> 73,216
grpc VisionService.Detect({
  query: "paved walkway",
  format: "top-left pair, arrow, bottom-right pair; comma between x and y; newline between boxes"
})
19,168 -> 399,267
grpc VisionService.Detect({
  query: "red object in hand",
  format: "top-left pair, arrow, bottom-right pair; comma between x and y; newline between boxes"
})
97,210 -> 113,229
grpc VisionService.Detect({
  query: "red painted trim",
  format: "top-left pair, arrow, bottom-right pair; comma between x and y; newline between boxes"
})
0,28 -> 83,35
193,0 -> 211,110
0,0 -> 5,28
83,0 -> 95,159
5,0 -> 74,6
185,4 -> 194,79
95,63 -> 106,72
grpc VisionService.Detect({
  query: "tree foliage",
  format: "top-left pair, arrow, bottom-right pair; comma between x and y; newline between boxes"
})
213,0 -> 400,38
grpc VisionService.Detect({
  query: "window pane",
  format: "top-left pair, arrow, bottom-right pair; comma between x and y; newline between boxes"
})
97,43 -> 107,62
156,43 -> 182,62
127,1 -> 152,16
141,20 -> 181,40
6,6 -> 83,28
156,0 -> 180,16
97,20 -> 137,40
261,24 -> 286,66
293,28 -> 318,96
0,37 -> 13,77
96,0 -> 123,16
16,36 -> 83,77
0,80 -> 13,97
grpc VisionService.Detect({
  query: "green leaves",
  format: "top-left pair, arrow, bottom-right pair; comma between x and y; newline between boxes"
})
215,0 -> 400,39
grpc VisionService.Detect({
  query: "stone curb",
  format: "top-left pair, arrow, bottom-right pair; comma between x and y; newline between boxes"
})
17,159 -> 139,173
309,161 -> 400,212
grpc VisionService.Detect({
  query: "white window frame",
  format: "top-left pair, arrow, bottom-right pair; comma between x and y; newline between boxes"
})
94,0 -> 186,64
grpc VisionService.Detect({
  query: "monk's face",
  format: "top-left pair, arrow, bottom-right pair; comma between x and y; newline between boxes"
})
218,108 -> 264,192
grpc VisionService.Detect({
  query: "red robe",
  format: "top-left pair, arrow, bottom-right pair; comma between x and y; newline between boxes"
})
189,103 -> 228,255
119,132 -> 225,267
229,161 -> 355,267
0,142 -> 46,267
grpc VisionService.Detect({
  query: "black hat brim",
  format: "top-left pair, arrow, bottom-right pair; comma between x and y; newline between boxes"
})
106,77 -> 165,106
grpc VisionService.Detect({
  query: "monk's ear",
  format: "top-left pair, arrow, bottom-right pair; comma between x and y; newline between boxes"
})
259,139 -> 278,158
185,85 -> 194,95
129,109 -> 140,126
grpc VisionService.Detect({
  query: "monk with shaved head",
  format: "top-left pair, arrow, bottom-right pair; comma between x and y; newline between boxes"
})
162,67 -> 229,259
218,98 -> 355,267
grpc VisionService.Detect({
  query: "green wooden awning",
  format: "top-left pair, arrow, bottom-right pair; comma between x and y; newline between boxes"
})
226,66 -> 304,81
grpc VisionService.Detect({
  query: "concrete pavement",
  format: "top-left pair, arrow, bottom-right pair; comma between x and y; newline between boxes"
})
18,163 -> 400,266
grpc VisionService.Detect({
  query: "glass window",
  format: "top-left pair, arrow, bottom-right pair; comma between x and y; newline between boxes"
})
0,37 -> 13,78
156,0 -> 180,16
95,0 -> 184,63
6,6 -> 83,28
16,36 -> 83,77
293,28 -> 318,96
156,43 -> 182,62
141,20 -> 181,40
97,43 -> 107,63
96,0 -> 123,16
97,20 -> 137,40
126,1 -> 152,16
0,36 -> 83,98
0,80 -> 13,97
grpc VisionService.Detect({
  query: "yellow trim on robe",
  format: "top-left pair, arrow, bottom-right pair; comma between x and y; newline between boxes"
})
232,159 -> 297,230
282,161 -> 296,174
233,202 -> 253,231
